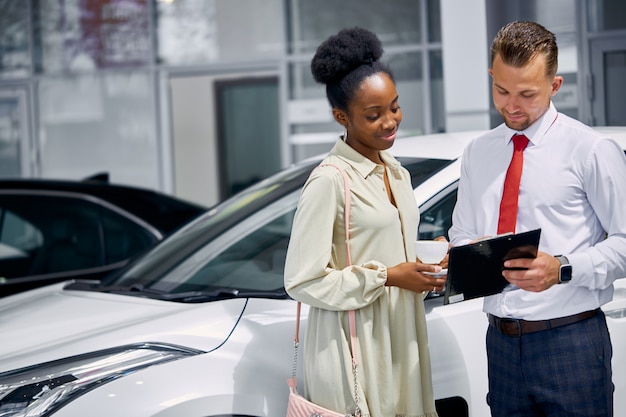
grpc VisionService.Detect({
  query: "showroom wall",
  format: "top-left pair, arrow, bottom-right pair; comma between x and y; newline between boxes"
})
0,0 -> 624,207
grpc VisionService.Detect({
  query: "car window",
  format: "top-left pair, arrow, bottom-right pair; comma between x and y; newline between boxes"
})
402,158 -> 453,188
0,209 -> 43,278
101,209 -> 156,264
100,157 -> 457,297
165,212 -> 293,293
418,187 -> 458,241
148,191 -> 298,294
0,195 -> 105,277
125,179 -> 459,296
155,183 -> 459,295
0,208 -> 43,253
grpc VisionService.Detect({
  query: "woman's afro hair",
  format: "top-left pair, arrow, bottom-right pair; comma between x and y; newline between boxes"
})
311,27 -> 383,85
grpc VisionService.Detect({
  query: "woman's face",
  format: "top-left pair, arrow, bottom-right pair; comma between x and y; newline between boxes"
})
334,73 -> 402,164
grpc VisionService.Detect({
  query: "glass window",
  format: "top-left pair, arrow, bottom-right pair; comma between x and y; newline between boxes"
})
215,77 -> 281,198
102,209 -> 155,264
155,0 -> 284,65
288,0 -> 423,54
0,208 -> 43,253
33,0 -> 152,74
146,190 -> 299,295
0,96 -> 21,176
418,188 -> 457,241
430,50 -> 445,133
587,0 -> 626,31
389,52 -> 425,137
0,208 -> 41,279
288,50 -> 431,138
287,0 -> 443,161
37,71 -> 160,190
0,195 -> 104,278
604,50 -> 626,126
166,211 -> 293,294
427,0 -> 442,42
0,0 -> 31,79
0,192 -> 161,282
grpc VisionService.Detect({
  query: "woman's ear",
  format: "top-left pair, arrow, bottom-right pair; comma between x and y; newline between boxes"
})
332,108 -> 348,128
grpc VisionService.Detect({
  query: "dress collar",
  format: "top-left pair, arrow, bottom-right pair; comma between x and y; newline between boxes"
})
331,137 -> 402,179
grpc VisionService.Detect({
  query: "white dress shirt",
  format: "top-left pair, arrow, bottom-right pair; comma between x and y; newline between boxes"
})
449,102 -> 626,320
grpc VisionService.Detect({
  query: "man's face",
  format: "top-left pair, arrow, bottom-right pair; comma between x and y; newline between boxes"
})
489,53 -> 562,131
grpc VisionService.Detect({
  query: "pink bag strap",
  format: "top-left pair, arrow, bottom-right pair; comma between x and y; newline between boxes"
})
292,163 -> 355,345
290,163 -> 360,414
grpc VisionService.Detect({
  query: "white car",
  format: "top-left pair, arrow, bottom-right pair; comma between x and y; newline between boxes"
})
1,128 -> 625,417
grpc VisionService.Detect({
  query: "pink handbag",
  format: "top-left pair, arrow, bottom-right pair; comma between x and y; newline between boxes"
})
286,164 -> 361,417
286,305 -> 356,417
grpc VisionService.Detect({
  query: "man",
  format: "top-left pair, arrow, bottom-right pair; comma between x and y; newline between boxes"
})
448,21 -> 626,416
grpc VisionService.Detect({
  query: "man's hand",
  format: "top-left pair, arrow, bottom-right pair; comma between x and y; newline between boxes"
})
433,235 -> 450,269
501,251 -> 561,292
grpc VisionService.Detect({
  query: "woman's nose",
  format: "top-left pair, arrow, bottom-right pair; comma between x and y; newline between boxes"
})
383,112 -> 400,129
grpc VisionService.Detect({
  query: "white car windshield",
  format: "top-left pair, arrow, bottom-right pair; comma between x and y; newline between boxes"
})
68,157 -> 454,301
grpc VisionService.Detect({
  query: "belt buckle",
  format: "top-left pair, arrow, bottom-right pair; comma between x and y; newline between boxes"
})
500,317 -> 523,337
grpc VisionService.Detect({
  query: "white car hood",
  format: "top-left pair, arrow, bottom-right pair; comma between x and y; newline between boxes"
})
0,283 -> 246,372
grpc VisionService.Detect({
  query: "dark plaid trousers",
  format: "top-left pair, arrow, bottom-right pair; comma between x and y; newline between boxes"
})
486,310 -> 614,417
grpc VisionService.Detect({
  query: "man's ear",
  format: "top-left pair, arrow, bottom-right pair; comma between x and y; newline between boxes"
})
550,75 -> 563,96
332,108 -> 348,127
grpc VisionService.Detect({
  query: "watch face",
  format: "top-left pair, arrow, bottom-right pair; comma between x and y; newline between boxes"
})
559,264 -> 573,283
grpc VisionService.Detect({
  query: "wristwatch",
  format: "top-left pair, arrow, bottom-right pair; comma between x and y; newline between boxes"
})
555,255 -> 572,283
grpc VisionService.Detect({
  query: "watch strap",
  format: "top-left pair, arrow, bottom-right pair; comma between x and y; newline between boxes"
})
556,255 -> 569,265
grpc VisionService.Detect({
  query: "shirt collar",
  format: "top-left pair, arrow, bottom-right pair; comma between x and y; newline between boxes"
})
330,137 -> 402,178
503,101 -> 559,146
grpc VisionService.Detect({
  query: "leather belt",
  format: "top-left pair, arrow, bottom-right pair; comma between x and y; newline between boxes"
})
488,309 -> 600,337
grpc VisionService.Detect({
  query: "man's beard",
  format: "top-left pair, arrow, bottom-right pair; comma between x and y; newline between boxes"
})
502,114 -> 530,131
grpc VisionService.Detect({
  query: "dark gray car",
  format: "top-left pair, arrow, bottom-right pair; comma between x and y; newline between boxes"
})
0,175 -> 205,296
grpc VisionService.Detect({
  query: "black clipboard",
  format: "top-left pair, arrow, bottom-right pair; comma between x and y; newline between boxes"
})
443,228 -> 541,304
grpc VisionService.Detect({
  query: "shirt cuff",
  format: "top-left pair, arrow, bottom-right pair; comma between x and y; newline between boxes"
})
564,251 -> 595,287
362,260 -> 387,283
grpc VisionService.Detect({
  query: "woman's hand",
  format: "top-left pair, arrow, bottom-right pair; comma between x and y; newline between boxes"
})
386,261 -> 446,293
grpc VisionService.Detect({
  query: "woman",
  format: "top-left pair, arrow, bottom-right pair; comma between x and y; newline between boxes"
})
284,27 -> 442,417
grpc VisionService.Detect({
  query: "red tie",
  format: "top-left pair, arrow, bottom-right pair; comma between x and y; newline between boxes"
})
497,134 -> 529,234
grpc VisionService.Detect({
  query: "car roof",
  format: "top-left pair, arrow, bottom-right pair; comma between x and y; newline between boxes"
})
0,177 -> 206,234
595,126 -> 626,150
391,130 -> 482,160
391,126 -> 626,159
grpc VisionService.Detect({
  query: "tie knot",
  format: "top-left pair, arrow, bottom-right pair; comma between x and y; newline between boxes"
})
513,134 -> 529,151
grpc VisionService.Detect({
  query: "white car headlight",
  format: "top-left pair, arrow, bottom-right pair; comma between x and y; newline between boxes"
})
0,343 -> 203,417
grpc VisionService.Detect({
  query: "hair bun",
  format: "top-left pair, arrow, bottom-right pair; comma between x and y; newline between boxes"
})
311,27 -> 383,84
